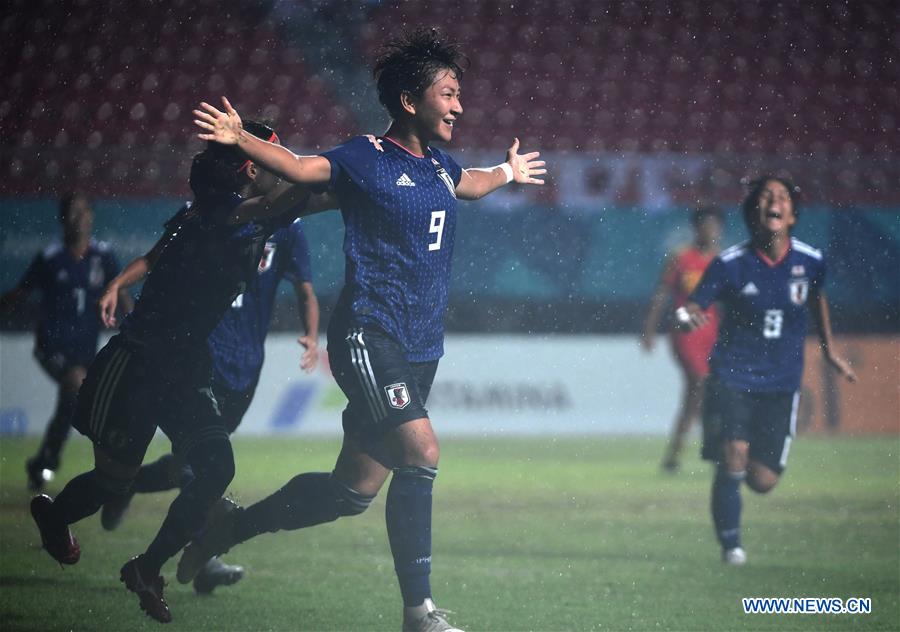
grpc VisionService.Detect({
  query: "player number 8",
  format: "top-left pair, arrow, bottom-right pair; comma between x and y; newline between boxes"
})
428,210 -> 446,252
763,309 -> 783,339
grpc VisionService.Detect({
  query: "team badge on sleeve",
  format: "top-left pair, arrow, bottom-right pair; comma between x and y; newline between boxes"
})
432,159 -> 457,198
789,279 -> 809,305
385,382 -> 411,409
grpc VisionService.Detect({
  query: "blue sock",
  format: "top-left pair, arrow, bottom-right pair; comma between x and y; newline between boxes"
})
386,466 -> 437,607
711,469 -> 744,550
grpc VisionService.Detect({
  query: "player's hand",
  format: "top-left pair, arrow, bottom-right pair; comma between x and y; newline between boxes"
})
194,97 -> 243,145
298,335 -> 319,373
641,332 -> 656,352
506,138 -> 546,185
826,352 -> 858,383
98,286 -> 119,328
675,303 -> 708,331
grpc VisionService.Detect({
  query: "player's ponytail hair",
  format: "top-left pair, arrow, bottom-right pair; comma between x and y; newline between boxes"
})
189,119 -> 276,199
741,175 -> 801,233
374,27 -> 469,120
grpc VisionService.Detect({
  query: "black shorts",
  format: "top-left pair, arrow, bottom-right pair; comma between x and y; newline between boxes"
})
211,373 -> 259,435
701,376 -> 799,474
327,325 -> 438,445
34,345 -> 94,382
72,335 -> 227,467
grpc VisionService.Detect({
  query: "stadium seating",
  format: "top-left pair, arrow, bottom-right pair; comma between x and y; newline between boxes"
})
1,0 -> 896,196
0,0 -> 356,195
361,0 -> 897,155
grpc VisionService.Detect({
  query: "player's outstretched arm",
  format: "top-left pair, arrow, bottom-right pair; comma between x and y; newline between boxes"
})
230,186 -> 335,225
812,289 -> 858,382
98,237 -> 166,327
193,97 -> 331,185
455,138 -> 546,201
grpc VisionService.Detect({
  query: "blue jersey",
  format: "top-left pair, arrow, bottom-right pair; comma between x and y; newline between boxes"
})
207,219 -> 313,391
20,240 -> 120,361
689,238 -> 826,392
321,136 -> 463,362
121,197 -> 293,370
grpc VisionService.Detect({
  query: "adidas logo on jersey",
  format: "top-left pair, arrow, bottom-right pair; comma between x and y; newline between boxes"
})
741,282 -> 759,296
396,173 -> 416,187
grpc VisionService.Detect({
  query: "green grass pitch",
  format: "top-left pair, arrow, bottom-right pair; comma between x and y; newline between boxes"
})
1,435 -> 897,631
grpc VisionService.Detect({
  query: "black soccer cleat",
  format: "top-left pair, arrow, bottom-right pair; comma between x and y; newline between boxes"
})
120,556 -> 172,623
193,557 -> 245,595
30,494 -> 80,565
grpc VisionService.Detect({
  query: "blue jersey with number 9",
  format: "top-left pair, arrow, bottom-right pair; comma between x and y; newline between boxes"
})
320,136 -> 463,362
689,238 -> 827,392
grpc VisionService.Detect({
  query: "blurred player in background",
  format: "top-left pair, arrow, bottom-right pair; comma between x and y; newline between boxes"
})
642,207 -> 723,472
29,121 -> 329,623
679,177 -> 856,566
182,27 -> 546,632
0,193 -> 129,491
96,207 -> 320,594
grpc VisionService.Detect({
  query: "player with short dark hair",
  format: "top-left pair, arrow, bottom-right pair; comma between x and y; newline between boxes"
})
29,120 -> 328,623
95,207 -> 319,594
183,27 -> 546,631
0,193 -> 128,490
679,176 -> 856,566
642,206 -> 724,471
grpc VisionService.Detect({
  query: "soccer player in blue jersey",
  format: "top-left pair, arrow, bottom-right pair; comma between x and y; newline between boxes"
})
95,210 -> 319,594
182,28 -> 546,631
678,176 -> 857,566
0,193 -> 128,491
29,121 -> 328,623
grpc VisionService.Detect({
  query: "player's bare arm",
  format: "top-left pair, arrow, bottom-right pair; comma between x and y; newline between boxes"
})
812,288 -> 858,382
293,280 -> 320,373
194,97 -> 331,185
455,138 -> 546,201
230,186 -> 335,225
642,256 -> 676,351
98,235 -> 167,327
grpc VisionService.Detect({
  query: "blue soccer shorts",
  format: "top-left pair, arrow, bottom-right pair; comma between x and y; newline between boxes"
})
701,376 -> 800,474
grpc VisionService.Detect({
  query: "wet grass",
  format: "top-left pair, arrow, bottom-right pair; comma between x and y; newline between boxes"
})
1,434 -> 897,630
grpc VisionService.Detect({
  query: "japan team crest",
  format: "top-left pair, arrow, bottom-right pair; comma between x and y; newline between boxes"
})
789,278 -> 809,305
385,382 -> 411,409
258,242 -> 276,273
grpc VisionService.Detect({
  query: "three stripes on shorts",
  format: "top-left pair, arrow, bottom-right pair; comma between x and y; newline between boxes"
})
346,328 -> 388,421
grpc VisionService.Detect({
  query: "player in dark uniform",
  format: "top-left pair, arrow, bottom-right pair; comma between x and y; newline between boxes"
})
96,215 -> 319,594
28,121 -> 328,623
182,28 -> 546,632
679,177 -> 856,566
0,193 -> 127,490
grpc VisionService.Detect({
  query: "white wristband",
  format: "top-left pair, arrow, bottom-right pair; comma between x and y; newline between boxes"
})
498,162 -> 514,184
675,307 -> 691,324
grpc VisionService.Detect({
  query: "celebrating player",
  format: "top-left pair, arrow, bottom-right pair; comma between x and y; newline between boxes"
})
679,177 -> 856,565
0,193 -> 128,490
642,207 -> 723,471
29,121 -> 329,623
181,28 -> 546,632
95,179 -> 320,596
